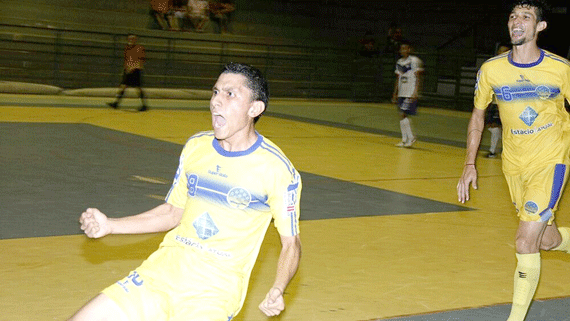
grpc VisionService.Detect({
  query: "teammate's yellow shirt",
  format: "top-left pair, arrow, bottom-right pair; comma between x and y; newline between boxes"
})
136,131 -> 301,313
474,50 -> 570,174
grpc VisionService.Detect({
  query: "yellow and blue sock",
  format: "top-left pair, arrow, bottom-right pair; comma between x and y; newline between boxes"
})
507,253 -> 540,321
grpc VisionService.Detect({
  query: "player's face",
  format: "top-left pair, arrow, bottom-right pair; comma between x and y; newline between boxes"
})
399,44 -> 410,58
127,35 -> 137,46
210,73 -> 258,147
508,5 -> 546,46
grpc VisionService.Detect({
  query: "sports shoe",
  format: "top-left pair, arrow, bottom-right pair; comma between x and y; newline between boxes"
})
395,141 -> 406,147
404,137 -> 416,147
486,152 -> 497,158
107,102 -> 118,109
138,105 -> 148,112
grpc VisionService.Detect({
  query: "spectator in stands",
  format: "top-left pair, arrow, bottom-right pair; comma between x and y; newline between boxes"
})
209,0 -> 235,34
384,22 -> 403,59
357,31 -> 379,58
168,0 -> 187,31
107,34 -> 148,112
187,0 -> 210,32
150,0 -> 172,30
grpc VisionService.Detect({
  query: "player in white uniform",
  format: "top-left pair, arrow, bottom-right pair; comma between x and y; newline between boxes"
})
392,40 -> 424,148
70,63 -> 302,321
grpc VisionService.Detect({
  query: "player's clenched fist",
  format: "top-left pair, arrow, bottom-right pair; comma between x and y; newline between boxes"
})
79,208 -> 111,238
259,287 -> 285,316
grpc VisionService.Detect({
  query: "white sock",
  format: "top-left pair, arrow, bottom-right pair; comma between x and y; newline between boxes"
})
488,127 -> 501,153
402,117 -> 414,140
399,119 -> 408,142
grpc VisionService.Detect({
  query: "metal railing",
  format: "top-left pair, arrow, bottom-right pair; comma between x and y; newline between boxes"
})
0,23 -> 483,109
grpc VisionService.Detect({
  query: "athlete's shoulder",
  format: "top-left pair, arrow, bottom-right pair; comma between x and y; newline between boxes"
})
542,50 -> 570,67
410,55 -> 422,62
257,135 -> 297,175
184,130 -> 214,147
481,51 -> 510,69
411,55 -> 424,69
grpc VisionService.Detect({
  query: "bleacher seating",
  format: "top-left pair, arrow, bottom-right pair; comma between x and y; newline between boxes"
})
0,0 -> 507,109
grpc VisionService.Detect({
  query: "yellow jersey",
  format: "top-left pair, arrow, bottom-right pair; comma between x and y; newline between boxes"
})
474,49 -> 570,174
136,131 -> 301,313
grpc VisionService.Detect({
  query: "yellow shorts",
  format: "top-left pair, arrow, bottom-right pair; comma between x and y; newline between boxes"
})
102,269 -> 239,321
505,163 -> 569,224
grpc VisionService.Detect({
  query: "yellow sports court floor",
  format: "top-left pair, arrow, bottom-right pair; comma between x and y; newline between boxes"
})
0,94 -> 569,321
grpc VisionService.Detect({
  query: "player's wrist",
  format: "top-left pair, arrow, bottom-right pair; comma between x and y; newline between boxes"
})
271,286 -> 284,295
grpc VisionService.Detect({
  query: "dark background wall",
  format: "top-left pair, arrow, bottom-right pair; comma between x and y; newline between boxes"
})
1,0 -> 568,57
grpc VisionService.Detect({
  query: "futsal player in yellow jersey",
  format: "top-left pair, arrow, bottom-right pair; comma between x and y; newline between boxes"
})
457,1 -> 570,320
70,63 -> 302,321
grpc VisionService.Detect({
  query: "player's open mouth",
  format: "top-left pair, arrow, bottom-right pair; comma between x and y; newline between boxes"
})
511,28 -> 524,38
213,113 -> 226,128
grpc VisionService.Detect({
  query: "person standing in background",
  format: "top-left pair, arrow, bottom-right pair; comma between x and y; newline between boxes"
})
485,43 -> 512,158
108,34 -> 148,112
392,40 -> 423,148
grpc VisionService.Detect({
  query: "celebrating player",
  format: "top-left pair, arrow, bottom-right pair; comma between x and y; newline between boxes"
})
457,1 -> 570,320
70,63 -> 302,321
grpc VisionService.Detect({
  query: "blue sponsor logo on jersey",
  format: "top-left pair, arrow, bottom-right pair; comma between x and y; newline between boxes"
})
187,173 -> 199,196
524,201 -> 539,215
227,187 -> 251,209
117,271 -> 144,293
519,107 -> 538,126
495,85 -> 560,102
208,165 -> 228,178
193,212 -> 219,240
535,85 -> 551,99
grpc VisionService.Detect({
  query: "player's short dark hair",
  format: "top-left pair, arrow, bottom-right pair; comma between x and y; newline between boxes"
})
221,62 -> 269,123
510,0 -> 550,22
400,39 -> 411,47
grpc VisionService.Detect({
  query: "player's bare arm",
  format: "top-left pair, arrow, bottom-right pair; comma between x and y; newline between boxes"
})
457,107 -> 485,203
392,75 -> 400,103
79,203 -> 184,238
259,234 -> 301,316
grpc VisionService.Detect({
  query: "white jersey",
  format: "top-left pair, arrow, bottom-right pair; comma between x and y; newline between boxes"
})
395,55 -> 423,98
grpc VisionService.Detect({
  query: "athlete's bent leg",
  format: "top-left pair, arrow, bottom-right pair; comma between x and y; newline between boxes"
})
68,293 -> 129,321
539,222 -> 562,250
551,224 -> 570,253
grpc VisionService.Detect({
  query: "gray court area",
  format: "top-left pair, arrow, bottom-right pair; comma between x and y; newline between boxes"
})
0,122 -> 469,239
375,298 -> 570,321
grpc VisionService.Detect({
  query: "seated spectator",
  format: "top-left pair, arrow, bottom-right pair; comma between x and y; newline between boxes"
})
150,0 -> 172,30
187,0 -> 210,32
357,31 -> 379,58
169,0 -> 187,31
384,22 -> 403,59
209,0 -> 235,34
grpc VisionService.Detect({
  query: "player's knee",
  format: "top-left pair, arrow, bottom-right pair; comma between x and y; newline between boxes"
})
515,235 -> 540,254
